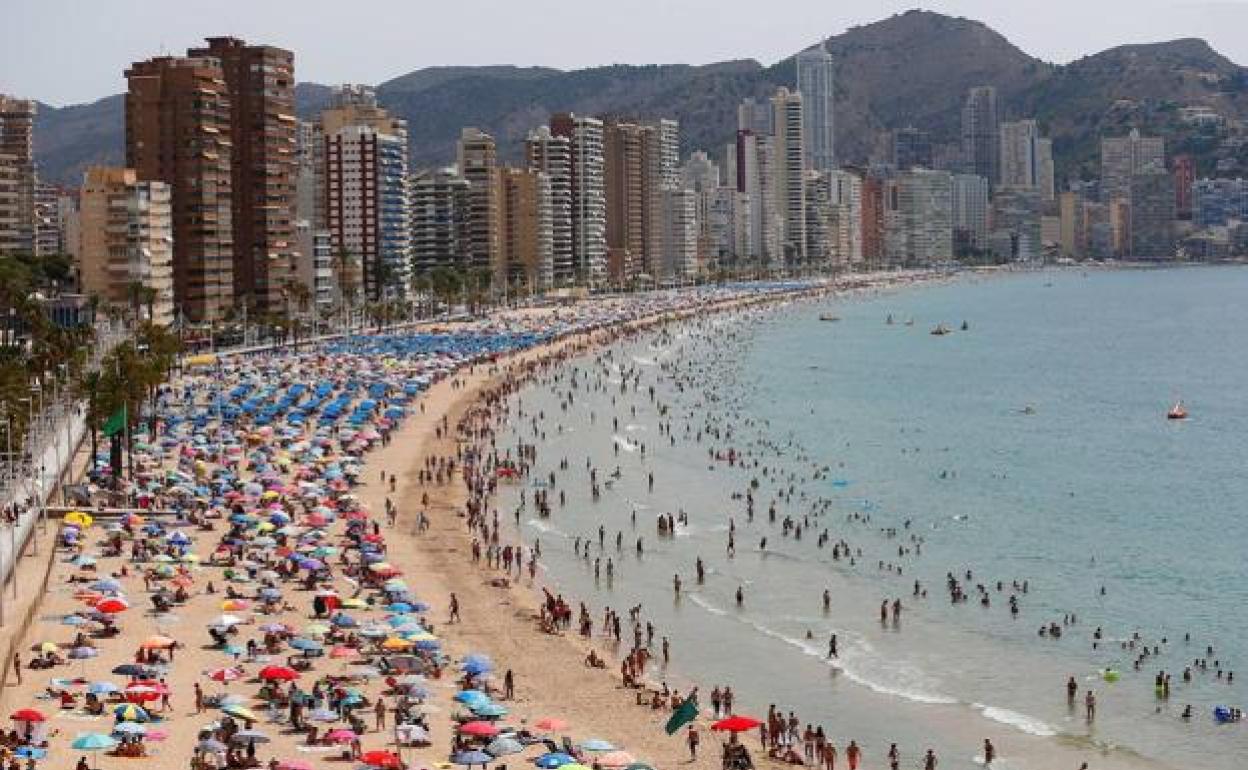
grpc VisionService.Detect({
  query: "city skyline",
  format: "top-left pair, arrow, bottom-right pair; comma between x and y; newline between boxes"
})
8,1 -> 1248,106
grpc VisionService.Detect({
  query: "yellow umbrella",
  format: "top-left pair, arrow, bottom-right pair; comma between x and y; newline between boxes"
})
381,637 -> 413,650
37,641 -> 58,653
368,563 -> 394,573
304,623 -> 330,636
222,704 -> 259,721
406,633 -> 437,642
65,511 -> 94,527
221,599 -> 250,611
338,598 -> 367,609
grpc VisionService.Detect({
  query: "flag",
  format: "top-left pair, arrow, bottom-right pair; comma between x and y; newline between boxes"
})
665,695 -> 698,735
102,405 -> 127,438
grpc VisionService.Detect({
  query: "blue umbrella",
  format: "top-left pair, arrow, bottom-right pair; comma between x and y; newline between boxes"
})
62,615 -> 89,626
473,703 -> 508,718
461,659 -> 492,676
14,747 -> 46,759
451,750 -> 493,767
454,690 -> 490,706
88,681 -> 119,694
289,638 -> 323,652
90,579 -> 122,592
69,646 -> 99,659
111,664 -> 153,677
113,722 -> 147,735
72,734 -> 118,751
330,613 -> 358,628
580,740 -> 615,752
387,602 -> 412,613
535,753 -> 575,769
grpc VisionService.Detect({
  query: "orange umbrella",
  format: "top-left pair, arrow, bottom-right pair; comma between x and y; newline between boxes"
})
140,635 -> 176,649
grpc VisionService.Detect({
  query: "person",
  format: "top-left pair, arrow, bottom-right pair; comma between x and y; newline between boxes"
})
374,698 -> 386,730
12,654 -> 19,686
887,743 -> 899,770
76,758 -> 89,770
504,669 -> 515,699
827,635 -> 838,659
1066,676 -> 1078,706
1085,690 -> 1096,721
846,740 -> 860,770
449,593 -> 461,623
923,749 -> 936,770
983,739 -> 995,766
687,724 -> 700,760
194,682 -> 204,714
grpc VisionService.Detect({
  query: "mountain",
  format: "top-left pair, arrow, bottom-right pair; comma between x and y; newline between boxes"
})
29,10 -> 1248,187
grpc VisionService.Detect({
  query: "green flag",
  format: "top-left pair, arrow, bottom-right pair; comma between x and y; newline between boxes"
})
665,695 -> 699,735
102,404 -> 127,438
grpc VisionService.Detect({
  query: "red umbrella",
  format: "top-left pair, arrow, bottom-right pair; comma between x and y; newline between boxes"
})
10,709 -> 45,722
711,716 -> 762,733
360,751 -> 402,768
207,668 -> 243,682
259,665 -> 299,681
458,721 -> 500,737
94,598 -> 129,614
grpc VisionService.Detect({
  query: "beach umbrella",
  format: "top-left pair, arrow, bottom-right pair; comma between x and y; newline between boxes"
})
221,599 -> 250,611
472,703 -> 508,718
596,752 -> 635,768
360,751 -> 402,768
329,646 -> 358,659
623,764 -> 656,770
10,709 -> 45,722
454,690 -> 490,706
94,598 -> 129,614
231,729 -> 270,744
207,668 -> 243,682
580,739 -> 615,752
111,664 -> 153,678
258,665 -> 299,681
197,739 -> 227,753
381,637 -> 413,651
458,721 -> 500,738
113,704 -> 149,722
73,733 -> 118,748
711,716 -> 761,733
289,638 -> 322,653
88,682 -> 119,695
140,635 -> 176,650
325,729 -> 357,743
112,722 -> 147,736
209,614 -> 243,628
277,761 -> 313,770
486,738 -> 523,757
221,704 -> 259,722
69,646 -> 98,660
309,708 -> 338,722
65,511 -> 94,527
14,747 -> 46,759
61,614 -> 89,626
534,753 -> 575,768
533,718 -> 568,732
90,579 -> 122,593
451,750 -> 493,767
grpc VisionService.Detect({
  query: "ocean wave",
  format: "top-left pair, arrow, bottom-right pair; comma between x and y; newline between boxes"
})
688,593 -> 728,616
631,356 -> 657,367
612,435 -> 638,452
973,704 -> 1057,737
526,519 -> 570,538
624,423 -> 647,432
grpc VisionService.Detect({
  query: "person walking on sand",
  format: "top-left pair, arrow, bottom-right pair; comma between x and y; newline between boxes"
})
846,740 -> 860,770
195,682 -> 203,714
504,669 -> 514,699
375,698 -> 386,730
983,738 -> 995,766
687,724 -> 700,760
449,593 -> 461,623
12,653 -> 19,685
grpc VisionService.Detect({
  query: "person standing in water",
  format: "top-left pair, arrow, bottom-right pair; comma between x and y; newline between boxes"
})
982,739 -> 995,766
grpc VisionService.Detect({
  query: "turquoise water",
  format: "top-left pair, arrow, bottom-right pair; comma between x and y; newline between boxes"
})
496,267 -> 1248,770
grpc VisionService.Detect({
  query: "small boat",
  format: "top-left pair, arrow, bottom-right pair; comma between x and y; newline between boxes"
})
960,321 -> 969,331
819,314 -> 841,322
1020,405 -> 1036,415
1167,401 -> 1188,420
886,314 -> 894,325
930,324 -> 951,336
904,318 -> 915,327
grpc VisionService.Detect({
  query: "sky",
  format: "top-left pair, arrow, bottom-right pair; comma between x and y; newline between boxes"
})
6,0 -> 1248,106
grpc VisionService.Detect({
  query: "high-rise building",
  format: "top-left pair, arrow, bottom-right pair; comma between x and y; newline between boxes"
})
1128,171 -> 1176,259
827,169 -> 862,266
497,167 -> 554,292
991,186 -> 1043,261
550,113 -> 607,283
293,221 -> 334,314
860,173 -> 888,269
961,86 -> 1000,189
804,172 -> 833,266
681,151 -> 720,267
735,131 -> 779,267
772,88 -> 807,264
660,187 -> 698,279
655,119 -> 681,189
951,174 -> 989,255
0,95 -> 36,256
737,97 -> 773,136
1058,191 -> 1084,258
318,86 -> 411,299
188,37 -> 297,315
893,127 -> 932,170
1101,129 -> 1165,204
525,126 -> 574,286
410,168 -> 471,275
33,183 -> 66,257
125,54 -> 234,322
294,119 -> 335,312
77,167 -> 174,325
999,120 -> 1041,189
457,127 -> 501,281
884,169 -> 953,266
1193,177 -> 1248,226
796,43 -> 834,172
603,119 -> 670,281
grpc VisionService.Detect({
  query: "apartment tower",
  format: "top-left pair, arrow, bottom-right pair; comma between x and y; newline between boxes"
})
772,88 -> 807,264
796,43 -> 835,172
0,96 -> 36,255
550,113 -> 607,283
524,126 -> 575,285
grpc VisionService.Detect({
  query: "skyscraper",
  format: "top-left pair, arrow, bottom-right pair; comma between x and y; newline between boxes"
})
796,43 -> 835,173
77,167 -> 174,325
884,169 -> 953,266
550,113 -> 607,283
0,96 -> 36,256
1101,129 -> 1165,204
125,54 -> 234,322
188,37 -> 297,316
737,98 -> 772,136
951,174 -> 990,255
772,88 -> 807,263
497,167 -> 554,292
735,130 -> 778,267
525,126 -> 574,285
457,127 -> 501,280
999,120 -> 1041,189
893,127 -> 932,170
318,86 -> 411,299
1128,171 -> 1176,259
603,119 -> 652,281
410,168 -> 471,275
961,86 -> 1000,189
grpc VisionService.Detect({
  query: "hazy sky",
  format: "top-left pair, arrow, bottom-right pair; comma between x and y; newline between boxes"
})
6,0 -> 1248,106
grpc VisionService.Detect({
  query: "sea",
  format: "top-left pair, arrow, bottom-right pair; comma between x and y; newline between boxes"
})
493,266 -> 1248,770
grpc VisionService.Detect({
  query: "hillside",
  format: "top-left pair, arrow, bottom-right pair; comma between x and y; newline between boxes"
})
29,10 -> 1248,188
